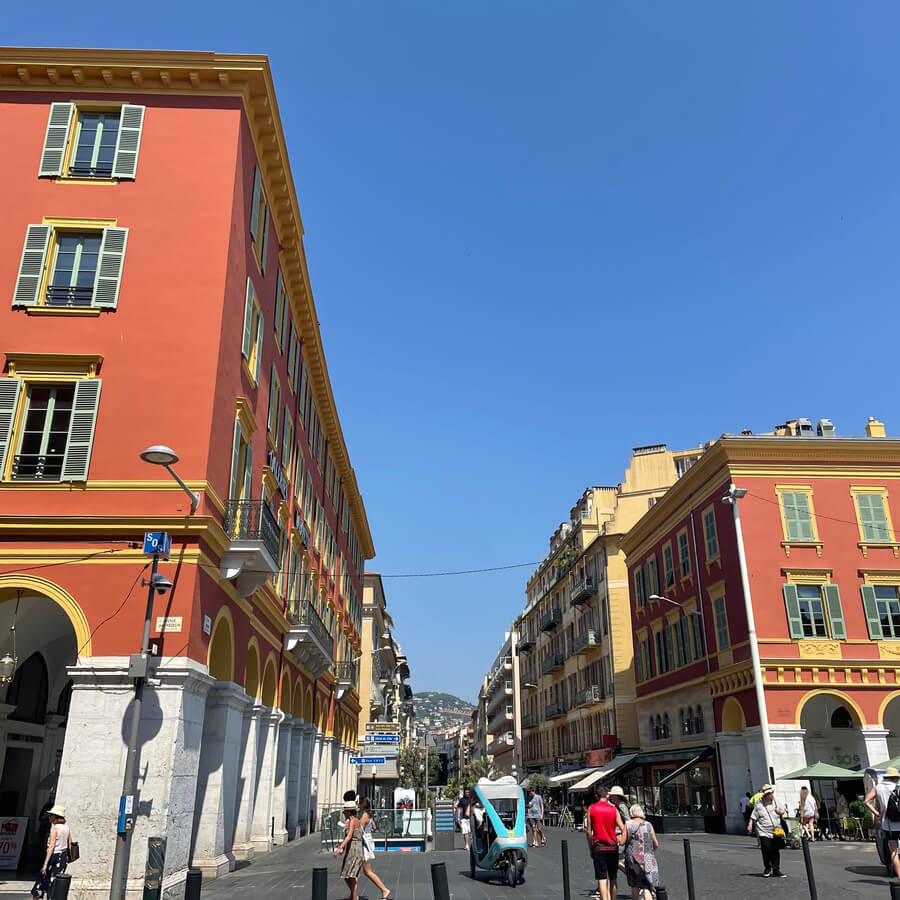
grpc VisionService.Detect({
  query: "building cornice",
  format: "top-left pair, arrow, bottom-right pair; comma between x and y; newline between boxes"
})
0,47 -> 375,560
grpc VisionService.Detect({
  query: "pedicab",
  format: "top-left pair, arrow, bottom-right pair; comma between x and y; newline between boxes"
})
468,776 -> 528,887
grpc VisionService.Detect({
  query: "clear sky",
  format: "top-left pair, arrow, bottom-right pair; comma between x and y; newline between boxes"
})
8,2 -> 900,702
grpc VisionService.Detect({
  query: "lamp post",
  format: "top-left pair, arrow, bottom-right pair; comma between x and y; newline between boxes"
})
108,447 -> 197,900
722,483 -> 774,783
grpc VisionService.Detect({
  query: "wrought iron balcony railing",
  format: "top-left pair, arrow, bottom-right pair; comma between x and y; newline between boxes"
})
223,499 -> 281,565
541,652 -> 565,674
288,600 -> 332,651
574,629 -> 599,654
518,631 -> 536,652
539,608 -> 562,632
575,685 -> 604,708
11,453 -> 63,481
570,576 -> 596,606
546,701 -> 566,719
334,660 -> 358,687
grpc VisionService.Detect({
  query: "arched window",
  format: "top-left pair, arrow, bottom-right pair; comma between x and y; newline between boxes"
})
663,712 -> 670,739
831,705 -> 852,729
694,705 -> 704,734
6,653 -> 48,724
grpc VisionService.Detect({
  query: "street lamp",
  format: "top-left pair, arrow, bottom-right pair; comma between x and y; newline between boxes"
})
649,594 -> 683,608
139,445 -> 200,514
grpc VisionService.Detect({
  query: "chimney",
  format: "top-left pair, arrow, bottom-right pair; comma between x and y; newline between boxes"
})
866,417 -> 886,438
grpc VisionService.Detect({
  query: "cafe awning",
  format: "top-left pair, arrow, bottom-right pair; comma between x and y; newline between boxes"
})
569,753 -> 639,792
550,768 -> 593,785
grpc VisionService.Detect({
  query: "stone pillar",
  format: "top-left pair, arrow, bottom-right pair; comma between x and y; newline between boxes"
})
298,725 -> 316,834
232,701 -> 264,861
270,714 -> 291,845
285,720 -> 303,838
861,726 -> 891,768
250,709 -> 283,852
328,738 -> 340,807
318,734 -> 334,814
190,682 -> 250,877
769,725 -> 808,813
55,658 -> 212,900
716,733 -> 753,832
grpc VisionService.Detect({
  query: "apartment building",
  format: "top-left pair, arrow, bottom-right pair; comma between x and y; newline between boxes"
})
482,633 -> 521,777
471,674 -> 489,763
518,444 -> 702,780
622,417 -> 900,831
0,48 -> 374,897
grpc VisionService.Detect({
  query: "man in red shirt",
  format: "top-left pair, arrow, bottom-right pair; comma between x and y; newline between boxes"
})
585,785 -> 625,900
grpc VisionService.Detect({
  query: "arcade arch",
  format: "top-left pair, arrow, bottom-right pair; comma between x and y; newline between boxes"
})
799,691 -> 867,771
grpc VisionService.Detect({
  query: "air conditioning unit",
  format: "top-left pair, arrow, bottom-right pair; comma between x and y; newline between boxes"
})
817,418 -> 835,437
797,418 -> 814,437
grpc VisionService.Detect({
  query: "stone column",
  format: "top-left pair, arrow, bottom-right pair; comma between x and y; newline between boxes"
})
327,738 -> 340,807
298,724 -> 316,834
716,733 -> 753,832
190,682 -> 250,877
232,700 -> 264,861
285,720 -> 304,838
270,714 -> 291,846
861,726 -> 891,768
769,724 -> 808,813
55,657 -> 212,900
250,709 -> 284,852
318,734 -> 334,814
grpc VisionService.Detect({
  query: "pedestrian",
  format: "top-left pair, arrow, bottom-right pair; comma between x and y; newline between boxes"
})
747,784 -> 787,878
456,786 -> 472,850
31,805 -> 72,900
798,786 -> 817,841
585,784 -> 625,900
527,788 -> 546,847
864,765 -> 900,878
609,786 -> 630,831
622,804 -> 659,900
333,796 -> 364,900
357,797 -> 392,900
740,792 -> 752,826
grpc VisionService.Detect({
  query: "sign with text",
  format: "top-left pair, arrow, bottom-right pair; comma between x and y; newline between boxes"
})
266,450 -> 290,498
155,616 -> 183,633
363,734 -> 400,744
350,756 -> 398,765
366,722 -> 400,732
143,532 -> 171,558
0,818 -> 27,869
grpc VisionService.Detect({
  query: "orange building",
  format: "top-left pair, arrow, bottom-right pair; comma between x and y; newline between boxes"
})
622,418 -> 900,832
0,48 -> 373,895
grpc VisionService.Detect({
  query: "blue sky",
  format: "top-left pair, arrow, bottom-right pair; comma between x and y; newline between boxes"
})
8,2 -> 900,702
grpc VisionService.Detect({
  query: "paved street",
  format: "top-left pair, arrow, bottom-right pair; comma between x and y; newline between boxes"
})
197,826 -> 897,900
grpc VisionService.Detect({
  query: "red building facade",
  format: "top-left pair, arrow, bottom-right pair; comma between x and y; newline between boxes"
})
0,49 -> 373,897
622,420 -> 900,831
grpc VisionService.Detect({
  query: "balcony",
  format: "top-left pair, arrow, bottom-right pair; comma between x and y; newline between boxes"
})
486,682 -> 513,714
570,576 -> 596,606
522,712 -> 539,729
540,608 -> 563,632
520,675 -> 537,693
541,653 -> 564,675
488,707 -> 514,734
574,629 -> 599,655
546,701 -> 566,719
220,500 -> 281,596
488,733 -> 514,754
11,453 -> 64,481
518,632 -> 536,653
334,660 -> 359,695
488,656 -> 513,689
284,600 -> 333,678
575,685 -> 604,708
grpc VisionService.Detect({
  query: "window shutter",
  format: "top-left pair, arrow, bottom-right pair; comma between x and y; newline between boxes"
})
12,225 -> 51,307
38,103 -> 75,177
242,440 -> 253,501
61,379 -> 102,482
274,270 -> 283,343
254,309 -> 264,381
857,493 -> 889,541
0,379 -> 23,478
861,585 -> 884,639
823,584 -> 846,640
111,105 -> 146,179
241,278 -> 254,359
267,366 -> 278,436
782,584 -> 804,638
249,166 -> 262,240
259,204 -> 269,273
92,227 -> 128,308
229,419 -> 241,500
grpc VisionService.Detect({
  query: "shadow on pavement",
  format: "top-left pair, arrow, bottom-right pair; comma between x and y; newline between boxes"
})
845,865 -> 892,877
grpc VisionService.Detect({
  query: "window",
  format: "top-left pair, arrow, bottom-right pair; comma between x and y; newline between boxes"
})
780,491 -> 816,541
646,556 -> 659,597
854,490 -> 892,543
663,624 -> 675,671
228,417 -> 254,501
249,165 -> 270,273
663,544 -> 675,587
13,224 -> 128,310
274,270 -> 289,354
693,705 -> 704,734
690,612 -> 704,659
0,378 -> 101,483
703,508 -> 719,560
783,583 -> 846,640
38,103 -> 145,180
796,585 -> 827,637
634,567 -> 646,608
870,586 -> 900,640
267,367 -> 281,446
678,530 -> 691,577
635,642 -> 644,682
241,278 -> 263,384
712,595 -> 729,650
281,411 -> 293,477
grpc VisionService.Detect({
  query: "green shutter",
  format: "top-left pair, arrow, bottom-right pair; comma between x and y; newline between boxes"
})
242,439 -> 253,501
111,105 -> 145,179
38,103 -> 75,177
0,379 -> 23,478
259,204 -> 270,273
823,584 -> 846,640
783,492 -> 814,541
861,585 -> 884,639
249,166 -> 262,240
92,227 -> 128,308
241,278 -> 254,359
228,419 -> 241,500
12,225 -> 51,307
274,270 -> 283,344
60,379 -> 101,481
267,366 -> 278,436
254,309 -> 264,381
782,584 -> 804,638
859,493 -> 890,542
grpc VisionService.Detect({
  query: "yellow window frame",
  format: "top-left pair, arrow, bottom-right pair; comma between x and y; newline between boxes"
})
700,503 -> 721,567
55,101 -> 124,185
677,527 -> 692,581
850,486 -> 899,557
774,484 -> 822,557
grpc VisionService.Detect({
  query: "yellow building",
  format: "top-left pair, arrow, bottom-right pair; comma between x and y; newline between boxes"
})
518,444 -> 703,778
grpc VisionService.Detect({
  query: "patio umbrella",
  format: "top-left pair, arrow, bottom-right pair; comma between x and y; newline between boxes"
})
780,761 -> 860,780
872,757 -> 900,770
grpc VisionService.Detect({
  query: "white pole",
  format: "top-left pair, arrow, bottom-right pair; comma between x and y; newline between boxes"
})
726,483 -> 775,783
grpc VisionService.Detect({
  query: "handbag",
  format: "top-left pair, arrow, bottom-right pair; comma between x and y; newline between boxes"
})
68,839 -> 80,863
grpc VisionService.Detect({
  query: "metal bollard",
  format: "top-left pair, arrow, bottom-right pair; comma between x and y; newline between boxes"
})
184,869 -> 202,900
561,839 -> 571,900
430,861 -> 451,900
50,874 -> 71,900
312,866 -> 327,900
656,886 -> 669,900
684,838 -> 696,900
800,836 -> 818,900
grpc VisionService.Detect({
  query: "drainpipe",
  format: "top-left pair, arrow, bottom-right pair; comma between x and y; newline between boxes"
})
723,483 -> 775,784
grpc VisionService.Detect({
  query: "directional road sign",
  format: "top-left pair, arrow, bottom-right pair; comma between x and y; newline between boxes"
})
350,756 -> 398,766
362,734 -> 400,744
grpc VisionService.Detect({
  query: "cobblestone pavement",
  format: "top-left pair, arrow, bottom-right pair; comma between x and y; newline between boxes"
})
200,826 -> 898,900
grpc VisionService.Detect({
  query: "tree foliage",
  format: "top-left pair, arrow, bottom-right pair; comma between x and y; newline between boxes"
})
397,745 -> 442,796
523,773 -> 550,793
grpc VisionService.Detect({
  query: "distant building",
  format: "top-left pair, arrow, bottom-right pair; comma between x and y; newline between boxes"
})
481,633 -> 520,778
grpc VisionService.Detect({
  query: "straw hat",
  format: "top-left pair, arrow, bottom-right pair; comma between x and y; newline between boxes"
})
48,804 -> 66,818
609,786 -> 626,799
885,767 -> 900,779
760,784 -> 775,794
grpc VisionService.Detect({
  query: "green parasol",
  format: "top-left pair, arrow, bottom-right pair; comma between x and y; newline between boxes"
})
871,757 -> 900,770
780,760 -> 861,780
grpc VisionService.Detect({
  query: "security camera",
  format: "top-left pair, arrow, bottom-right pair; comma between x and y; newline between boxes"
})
150,573 -> 173,595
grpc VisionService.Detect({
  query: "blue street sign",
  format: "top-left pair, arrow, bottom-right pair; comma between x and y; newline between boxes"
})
350,756 -> 398,765
143,532 -> 172,558
363,735 -> 400,744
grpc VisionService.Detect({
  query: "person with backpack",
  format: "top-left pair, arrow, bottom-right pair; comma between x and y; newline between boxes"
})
865,765 -> 900,878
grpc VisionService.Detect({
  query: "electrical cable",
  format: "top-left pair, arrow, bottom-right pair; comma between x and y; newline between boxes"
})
75,563 -> 148,661
4,546 -> 133,577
